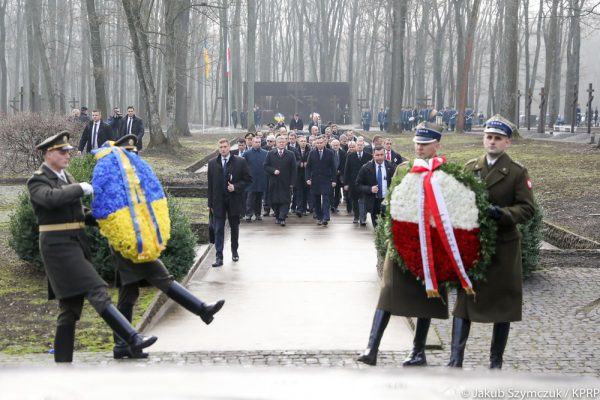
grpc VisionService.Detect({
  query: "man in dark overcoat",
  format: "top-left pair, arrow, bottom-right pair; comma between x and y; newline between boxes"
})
343,140 -> 372,225
28,132 -> 157,363
289,113 -> 304,131
305,135 -> 336,225
207,138 -> 252,267
264,136 -> 297,226
330,139 -> 347,213
358,122 -> 448,367
118,106 -> 145,149
110,135 -> 225,359
448,115 -> 535,369
78,109 -> 113,154
383,138 -> 404,165
355,145 -> 396,227
293,135 -> 311,217
243,137 -> 268,221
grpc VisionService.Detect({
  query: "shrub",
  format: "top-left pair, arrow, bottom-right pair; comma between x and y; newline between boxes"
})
9,155 -> 198,282
0,112 -> 85,174
520,204 -> 544,278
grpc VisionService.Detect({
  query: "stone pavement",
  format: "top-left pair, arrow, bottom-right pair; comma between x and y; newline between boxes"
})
144,213 -> 414,352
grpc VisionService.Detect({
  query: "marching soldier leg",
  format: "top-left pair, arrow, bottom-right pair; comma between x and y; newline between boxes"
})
113,283 -> 148,359
88,285 -> 157,353
357,309 -> 391,366
54,296 -> 84,363
403,318 -> 430,367
165,281 -> 225,325
489,322 -> 510,369
447,317 -> 471,368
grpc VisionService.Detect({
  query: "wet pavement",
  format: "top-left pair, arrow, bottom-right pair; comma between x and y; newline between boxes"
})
144,213 -> 414,352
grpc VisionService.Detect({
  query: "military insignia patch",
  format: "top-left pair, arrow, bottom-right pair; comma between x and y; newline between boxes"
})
527,178 -> 533,189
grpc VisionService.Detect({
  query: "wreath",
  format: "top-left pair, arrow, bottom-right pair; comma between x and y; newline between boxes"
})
375,156 -> 496,297
90,142 -> 171,263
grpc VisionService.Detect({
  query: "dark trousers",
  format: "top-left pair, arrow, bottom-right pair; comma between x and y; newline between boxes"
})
57,286 -> 111,326
313,192 -> 331,221
272,203 -> 289,221
344,189 -> 352,213
214,206 -> 240,259
350,189 -> 365,221
294,183 -> 309,213
116,261 -> 173,309
332,178 -> 342,210
370,198 -> 385,227
246,192 -> 263,217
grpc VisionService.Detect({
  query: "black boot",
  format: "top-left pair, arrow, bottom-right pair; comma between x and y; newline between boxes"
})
447,317 -> 471,368
357,309 -> 391,366
54,324 -> 75,363
113,304 -> 149,360
100,304 -> 157,353
403,318 -> 430,366
166,282 -> 225,325
489,322 -> 510,369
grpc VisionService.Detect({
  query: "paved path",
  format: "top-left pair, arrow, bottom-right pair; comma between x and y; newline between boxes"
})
145,213 -> 414,352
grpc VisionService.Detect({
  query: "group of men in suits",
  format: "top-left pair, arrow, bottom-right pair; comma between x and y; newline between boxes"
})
78,106 -> 144,154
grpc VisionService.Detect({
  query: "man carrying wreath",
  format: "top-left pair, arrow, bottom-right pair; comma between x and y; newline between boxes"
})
448,114 -> 535,369
358,122 -> 449,367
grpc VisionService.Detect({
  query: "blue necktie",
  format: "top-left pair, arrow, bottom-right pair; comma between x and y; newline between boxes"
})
377,164 -> 383,199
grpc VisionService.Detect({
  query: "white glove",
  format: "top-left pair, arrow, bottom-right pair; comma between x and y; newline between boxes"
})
79,182 -> 94,196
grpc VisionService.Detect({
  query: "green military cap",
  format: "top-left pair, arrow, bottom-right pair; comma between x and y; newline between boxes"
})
36,131 -> 74,152
244,132 -> 255,139
267,122 -> 275,128
114,134 -> 138,152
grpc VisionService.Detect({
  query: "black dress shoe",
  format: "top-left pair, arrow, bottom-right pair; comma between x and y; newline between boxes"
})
353,218 -> 359,224
323,221 -> 328,226
317,220 -> 323,225
245,216 -> 252,222
360,222 -> 367,226
212,259 -> 223,267
256,215 -> 263,221
296,212 -> 302,217
280,220 -> 286,226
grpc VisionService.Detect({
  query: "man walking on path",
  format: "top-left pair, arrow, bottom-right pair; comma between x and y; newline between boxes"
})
448,115 -> 535,369
207,139 -> 252,267
243,137 -> 268,221
343,140 -> 372,225
264,136 -> 297,226
305,135 -> 336,226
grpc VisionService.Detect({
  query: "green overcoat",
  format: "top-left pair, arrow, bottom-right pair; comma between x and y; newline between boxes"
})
453,153 -> 535,322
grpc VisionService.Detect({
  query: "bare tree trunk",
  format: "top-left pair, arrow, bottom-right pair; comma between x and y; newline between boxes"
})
297,0 -> 305,82
247,0 -> 256,131
175,0 -> 191,136
219,0 -> 229,126
388,0 -> 406,133
498,0 -> 519,121
26,0 -> 40,111
414,4 -> 428,105
456,0 -> 481,132
80,1 -> 89,110
433,2 -> 449,111
452,0 -> 465,108
528,0 -> 543,96
122,0 -> 173,150
541,0 -> 559,131
86,0 -> 107,116
563,0 -> 583,126
0,0 -> 7,113
232,0 -> 242,116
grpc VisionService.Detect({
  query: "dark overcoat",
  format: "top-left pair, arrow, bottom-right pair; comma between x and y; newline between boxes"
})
207,154 -> 252,218
453,153 -> 535,323
376,164 -> 448,319
295,145 -> 311,187
305,147 -> 336,195
343,152 -> 372,195
78,121 -> 113,153
27,164 -> 107,300
243,148 -> 268,193
264,149 -> 297,205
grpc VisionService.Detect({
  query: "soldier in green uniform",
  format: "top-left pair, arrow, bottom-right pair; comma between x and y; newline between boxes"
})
110,135 -> 225,359
27,132 -> 157,363
358,122 -> 449,366
448,114 -> 535,369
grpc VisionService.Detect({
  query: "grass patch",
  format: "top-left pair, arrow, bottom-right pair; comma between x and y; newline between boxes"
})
176,197 -> 210,223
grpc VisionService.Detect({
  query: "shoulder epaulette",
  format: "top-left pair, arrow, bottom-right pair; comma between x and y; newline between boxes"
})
466,158 -> 477,165
511,160 -> 525,169
33,170 -> 43,175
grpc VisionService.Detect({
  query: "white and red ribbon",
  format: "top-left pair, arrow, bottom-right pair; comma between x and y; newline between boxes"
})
410,157 -> 475,297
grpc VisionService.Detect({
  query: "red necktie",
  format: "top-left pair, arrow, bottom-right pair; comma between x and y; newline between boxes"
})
387,151 -> 391,161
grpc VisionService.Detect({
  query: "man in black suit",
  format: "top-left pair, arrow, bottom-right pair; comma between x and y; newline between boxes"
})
383,138 -> 404,165
264,136 -> 297,226
289,113 -> 304,131
119,106 -> 145,150
207,138 -> 252,267
330,139 -> 347,213
294,135 -> 311,217
355,146 -> 396,227
305,135 -> 336,226
77,109 -> 112,155
231,138 -> 247,157
343,140 -> 372,224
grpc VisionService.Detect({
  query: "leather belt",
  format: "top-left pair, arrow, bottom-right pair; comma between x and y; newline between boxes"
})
39,222 -> 85,232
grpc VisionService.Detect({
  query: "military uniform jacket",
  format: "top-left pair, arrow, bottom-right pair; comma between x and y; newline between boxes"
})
376,164 -> 448,319
453,153 -> 535,323
27,164 -> 107,300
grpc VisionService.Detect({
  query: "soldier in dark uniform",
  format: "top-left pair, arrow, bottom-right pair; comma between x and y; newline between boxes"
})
358,122 -> 448,367
27,132 -> 157,363
448,115 -> 535,369
110,135 -> 225,359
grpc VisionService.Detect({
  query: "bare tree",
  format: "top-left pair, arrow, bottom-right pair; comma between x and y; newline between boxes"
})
0,0 -> 7,113
388,0 -> 407,133
247,0 -> 256,131
86,0 -> 108,116
497,0 -> 519,121
456,0 -> 481,132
